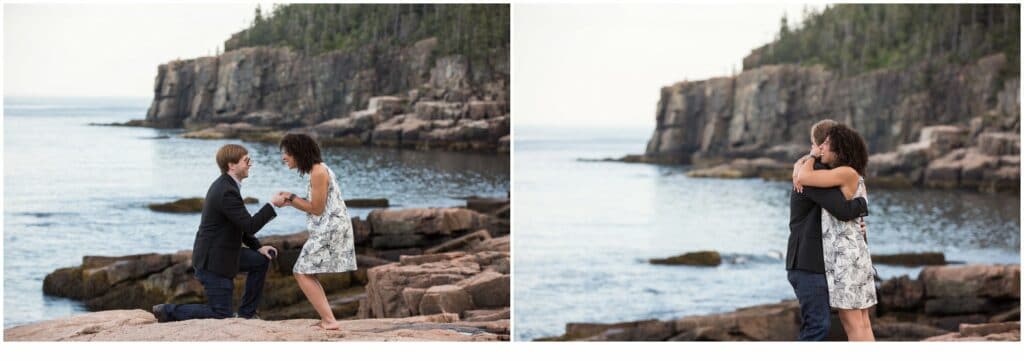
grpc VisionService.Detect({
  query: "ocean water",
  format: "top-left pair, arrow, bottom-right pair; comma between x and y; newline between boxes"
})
512,125 -> 1020,341
2,97 -> 509,328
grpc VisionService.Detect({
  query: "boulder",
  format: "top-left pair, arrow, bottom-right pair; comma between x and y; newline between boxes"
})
920,264 -> 1020,299
367,208 -> 494,237
361,248 -> 508,320
367,96 -> 407,119
419,285 -> 474,316
424,230 -> 491,254
878,275 -> 925,311
456,271 -> 510,308
650,251 -> 722,266
465,197 -> 510,214
924,297 -> 995,316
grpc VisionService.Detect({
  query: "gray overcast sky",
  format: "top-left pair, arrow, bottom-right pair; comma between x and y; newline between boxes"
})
4,2 -> 273,97
514,3 -> 820,128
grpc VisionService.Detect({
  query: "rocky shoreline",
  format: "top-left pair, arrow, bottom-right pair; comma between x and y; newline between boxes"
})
20,200 -> 510,341
633,53 -> 1019,193
539,264 -> 1019,341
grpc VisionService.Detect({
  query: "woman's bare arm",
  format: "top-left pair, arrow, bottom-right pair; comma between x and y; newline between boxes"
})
796,160 -> 858,189
286,166 -> 329,216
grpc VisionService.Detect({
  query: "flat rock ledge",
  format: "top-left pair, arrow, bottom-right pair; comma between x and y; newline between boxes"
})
4,310 -> 502,341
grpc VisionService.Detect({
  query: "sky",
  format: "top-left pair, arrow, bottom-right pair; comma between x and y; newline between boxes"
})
514,3 -> 820,128
4,2 -> 274,98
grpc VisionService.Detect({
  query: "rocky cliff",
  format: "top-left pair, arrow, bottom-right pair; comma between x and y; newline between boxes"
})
642,53 -> 1019,192
142,38 -> 510,152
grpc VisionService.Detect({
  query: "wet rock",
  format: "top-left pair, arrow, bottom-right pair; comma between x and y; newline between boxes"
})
686,158 -> 790,181
872,252 -> 947,266
148,198 -> 204,213
345,199 -> 389,208
650,251 -> 722,267
465,197 -> 510,214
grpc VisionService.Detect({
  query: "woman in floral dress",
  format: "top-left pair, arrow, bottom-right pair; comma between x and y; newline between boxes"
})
277,133 -> 357,330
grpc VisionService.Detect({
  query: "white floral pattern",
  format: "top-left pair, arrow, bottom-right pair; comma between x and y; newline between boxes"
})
821,177 -> 877,309
293,163 -> 358,275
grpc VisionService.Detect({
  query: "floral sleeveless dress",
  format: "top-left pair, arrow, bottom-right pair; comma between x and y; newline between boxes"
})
821,177 -> 877,309
293,163 -> 358,274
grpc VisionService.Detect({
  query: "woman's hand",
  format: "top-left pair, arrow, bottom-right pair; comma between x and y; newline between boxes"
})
276,191 -> 294,207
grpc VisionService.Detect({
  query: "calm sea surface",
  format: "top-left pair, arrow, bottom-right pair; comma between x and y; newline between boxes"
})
513,125 -> 1020,341
3,97 -> 509,328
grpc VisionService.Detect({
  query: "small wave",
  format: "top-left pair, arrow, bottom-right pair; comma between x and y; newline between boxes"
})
18,212 -> 75,218
720,251 -> 785,265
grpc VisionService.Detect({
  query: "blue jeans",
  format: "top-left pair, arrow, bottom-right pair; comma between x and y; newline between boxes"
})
787,269 -> 831,341
167,248 -> 269,321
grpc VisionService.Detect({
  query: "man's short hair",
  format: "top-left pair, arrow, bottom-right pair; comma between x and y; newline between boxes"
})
811,119 -> 838,146
216,144 -> 248,174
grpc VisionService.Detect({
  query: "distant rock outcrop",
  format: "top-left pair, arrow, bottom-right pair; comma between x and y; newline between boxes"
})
641,54 -> 1019,192
144,38 -> 509,152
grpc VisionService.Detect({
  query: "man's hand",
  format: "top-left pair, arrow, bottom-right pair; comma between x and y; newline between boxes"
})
271,193 -> 287,207
792,155 -> 811,193
258,245 -> 278,260
859,219 -> 867,236
277,191 -> 294,206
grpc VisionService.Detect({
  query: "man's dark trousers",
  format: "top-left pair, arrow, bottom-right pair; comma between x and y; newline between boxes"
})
788,269 -> 831,340
167,248 -> 269,320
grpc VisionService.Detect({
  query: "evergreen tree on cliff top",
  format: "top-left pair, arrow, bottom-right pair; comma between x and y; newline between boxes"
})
224,4 -> 509,66
747,4 -> 1019,77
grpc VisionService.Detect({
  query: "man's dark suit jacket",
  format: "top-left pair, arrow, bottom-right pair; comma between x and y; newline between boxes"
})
192,173 -> 276,278
787,161 -> 869,274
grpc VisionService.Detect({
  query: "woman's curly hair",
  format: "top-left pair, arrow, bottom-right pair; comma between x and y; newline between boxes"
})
279,133 -> 323,176
825,123 -> 869,176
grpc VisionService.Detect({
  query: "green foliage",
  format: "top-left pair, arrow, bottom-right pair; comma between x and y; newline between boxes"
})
225,3 -> 509,67
750,4 -> 1020,77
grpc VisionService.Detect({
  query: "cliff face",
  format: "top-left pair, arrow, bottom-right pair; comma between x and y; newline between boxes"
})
144,38 -> 509,131
645,54 -> 1019,165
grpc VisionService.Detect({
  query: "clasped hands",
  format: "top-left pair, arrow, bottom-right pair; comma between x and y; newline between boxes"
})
271,191 -> 296,207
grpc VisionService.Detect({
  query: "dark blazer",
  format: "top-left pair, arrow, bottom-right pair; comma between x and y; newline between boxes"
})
192,173 -> 276,278
786,161 -> 869,274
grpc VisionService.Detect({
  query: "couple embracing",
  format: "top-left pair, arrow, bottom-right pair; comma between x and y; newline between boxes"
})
787,119 -> 877,341
151,133 -> 357,331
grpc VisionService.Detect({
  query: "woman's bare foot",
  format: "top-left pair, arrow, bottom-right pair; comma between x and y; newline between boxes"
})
319,320 -> 341,330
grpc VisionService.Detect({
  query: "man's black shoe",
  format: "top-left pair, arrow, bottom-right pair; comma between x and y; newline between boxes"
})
235,312 -> 260,320
151,304 -> 172,323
